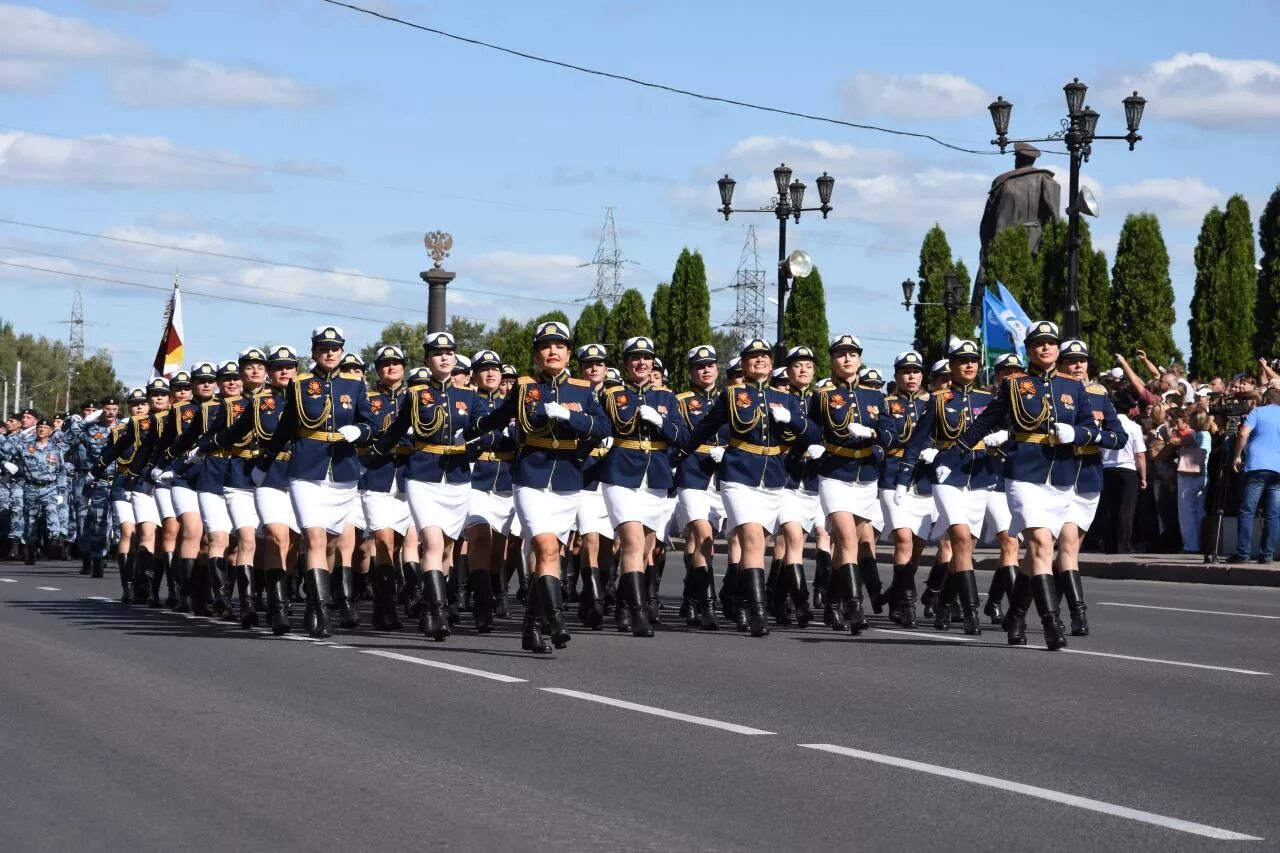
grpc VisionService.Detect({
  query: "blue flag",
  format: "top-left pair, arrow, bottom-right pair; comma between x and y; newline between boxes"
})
983,289 -> 1016,367
995,283 -> 1032,358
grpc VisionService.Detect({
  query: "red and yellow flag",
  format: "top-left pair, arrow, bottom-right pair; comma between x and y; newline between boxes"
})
150,275 -> 185,379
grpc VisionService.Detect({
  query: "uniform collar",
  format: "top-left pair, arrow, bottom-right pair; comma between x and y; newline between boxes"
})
743,379 -> 769,391
428,375 -> 451,391
378,381 -> 403,394
540,370 -> 571,386
625,380 -> 652,393
835,377 -> 858,390
693,385 -> 716,398
1028,365 -> 1057,379
313,366 -> 338,380
790,383 -> 810,396
951,380 -> 975,393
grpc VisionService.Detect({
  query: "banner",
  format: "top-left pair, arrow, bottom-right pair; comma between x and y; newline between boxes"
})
982,289 -> 1016,371
995,283 -> 1032,359
150,275 -> 185,380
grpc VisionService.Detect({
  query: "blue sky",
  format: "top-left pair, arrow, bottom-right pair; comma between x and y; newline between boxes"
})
1,0 -> 1277,386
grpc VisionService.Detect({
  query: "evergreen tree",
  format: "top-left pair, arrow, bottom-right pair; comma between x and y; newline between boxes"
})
1109,212 -> 1178,367
484,317 -> 535,376
0,319 -> 125,414
572,301 -> 608,350
605,288 -> 651,359
983,226 -> 1038,318
951,259 -> 974,342
361,320 -> 427,366
650,282 -> 671,366
667,248 -> 712,390
1258,185 -> 1280,358
1083,247 -> 1112,359
914,225 -> 954,358
1031,219 -> 1110,351
1189,197 -> 1256,378
784,264 -> 830,358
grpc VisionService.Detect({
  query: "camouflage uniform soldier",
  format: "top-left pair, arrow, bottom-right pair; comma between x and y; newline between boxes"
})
18,418 -> 67,563
64,399 -> 118,575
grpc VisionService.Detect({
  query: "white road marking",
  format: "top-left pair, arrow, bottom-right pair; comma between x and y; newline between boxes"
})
872,628 -> 1269,675
360,649 -> 526,683
799,743 -> 1262,842
1098,602 -> 1280,620
35,586 -> 60,591
86,596 -> 114,602
541,687 -> 774,735
0,578 -> 17,583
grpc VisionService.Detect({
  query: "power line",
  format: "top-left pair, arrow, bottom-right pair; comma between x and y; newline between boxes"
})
319,0 -> 1003,157
0,217 -> 581,308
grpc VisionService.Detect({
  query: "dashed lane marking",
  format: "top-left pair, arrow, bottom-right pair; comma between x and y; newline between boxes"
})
540,687 -> 775,735
35,586 -> 60,591
799,743 -> 1263,841
0,578 -> 17,583
1097,602 -> 1280,620
360,649 -> 526,683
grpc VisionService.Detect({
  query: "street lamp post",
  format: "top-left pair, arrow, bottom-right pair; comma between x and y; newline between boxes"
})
987,80 -> 1146,339
902,273 -> 964,357
718,165 -> 834,356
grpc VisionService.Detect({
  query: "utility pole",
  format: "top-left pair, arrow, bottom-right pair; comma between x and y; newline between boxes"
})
724,225 -> 767,342
581,207 -> 635,308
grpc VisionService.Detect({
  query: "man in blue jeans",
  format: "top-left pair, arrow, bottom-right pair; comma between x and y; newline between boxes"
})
1231,388 -> 1280,563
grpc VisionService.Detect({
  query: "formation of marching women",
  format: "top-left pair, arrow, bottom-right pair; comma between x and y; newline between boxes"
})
84,319 -> 1125,654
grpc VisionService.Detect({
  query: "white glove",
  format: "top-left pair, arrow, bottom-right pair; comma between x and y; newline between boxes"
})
893,484 -> 907,506
599,436 -> 614,451
157,470 -> 175,485
338,425 -> 362,443
984,429 -> 1010,448
848,423 -> 875,440
919,448 -> 940,465
251,467 -> 267,487
84,409 -> 103,424
2,461 -> 16,475
934,465 -> 951,482
453,428 -> 467,445
55,495 -> 63,505
768,404 -> 791,424
405,426 -> 415,437
708,446 -> 725,463
503,423 -> 517,439
544,402 -> 571,421
637,405 -> 663,427
803,444 -> 826,460
1054,422 -> 1076,444
185,447 -> 204,464
149,467 -> 163,483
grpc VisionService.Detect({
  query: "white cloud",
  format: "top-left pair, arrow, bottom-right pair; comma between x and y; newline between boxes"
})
1107,52 -> 1280,127
111,59 -> 326,108
0,131 -> 265,190
0,3 -> 139,59
459,251 -> 595,293
86,0 -> 168,12
0,58 -> 60,92
236,265 -> 390,304
840,71 -> 990,119
1104,177 -> 1226,225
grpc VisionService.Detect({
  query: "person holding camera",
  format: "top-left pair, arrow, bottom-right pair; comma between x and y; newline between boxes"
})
1230,387 -> 1280,563
1170,410 -> 1212,553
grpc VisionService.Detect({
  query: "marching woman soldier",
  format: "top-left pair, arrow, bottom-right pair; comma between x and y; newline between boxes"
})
461,321 -> 610,654
254,325 -> 376,639
1054,339 -> 1125,636
954,321 -> 1109,649
373,332 -> 475,641
90,387 -> 154,603
193,345 -> 301,634
571,343 -> 614,630
877,351 -> 936,627
143,371 -> 189,607
808,334 -> 897,634
673,344 -> 724,630
774,345 -> 822,627
982,353 -> 1028,626
462,349 -> 517,633
359,345 -> 415,631
597,336 -> 687,638
896,340 -> 999,635
688,338 -> 814,638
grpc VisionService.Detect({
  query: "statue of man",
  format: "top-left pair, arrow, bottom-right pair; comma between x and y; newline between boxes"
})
974,141 -> 1062,318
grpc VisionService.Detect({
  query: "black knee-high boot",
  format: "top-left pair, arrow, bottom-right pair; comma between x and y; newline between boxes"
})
420,570 -> 450,641
265,569 -> 291,635
444,569 -> 460,625
623,571 -> 652,638
957,570 -> 982,635
304,568 -> 332,639
1004,571 -> 1032,645
890,564 -> 917,628
825,564 -> 849,631
209,558 -> 233,618
813,549 -> 831,610
456,552 -> 472,613
787,563 -> 813,627
680,553 -> 696,623
766,558 -> 786,624
159,551 -> 176,607
188,559 -> 211,616
921,560 -> 948,618
743,567 -> 769,638
644,564 -> 662,624
985,565 -> 1016,625
471,568 -> 495,633
1032,573 -> 1067,650
521,576 -> 551,654
333,565 -> 360,629
577,566 -> 604,630
719,563 -> 740,620
235,564 -> 259,629
134,550 -> 157,607
842,562 -> 866,635
687,565 -> 717,630
172,557 -> 192,613
492,566 -> 509,618
859,557 -> 884,614
372,564 -> 402,630
562,551 -> 579,604
934,572 -> 957,630
1058,569 -> 1089,637
538,575 -> 571,649
251,567 -> 267,611
401,561 -> 422,617
117,551 -> 134,604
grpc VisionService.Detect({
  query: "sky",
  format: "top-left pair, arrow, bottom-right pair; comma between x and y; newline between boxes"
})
1,0 -> 1277,388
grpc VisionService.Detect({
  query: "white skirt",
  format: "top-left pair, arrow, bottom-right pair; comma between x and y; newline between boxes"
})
603,483 -> 669,532
346,489 -> 367,531
199,491 -> 233,534
515,486 -> 578,543
363,490 -> 412,535
112,498 -> 136,526
673,486 -> 725,532
1007,480 -> 1075,539
406,479 -> 471,540
130,490 -> 161,526
255,486 -> 299,532
880,488 -> 938,539
467,489 -> 515,535
984,488 -> 1013,539
154,487 -> 176,520
575,488 -> 614,538
225,486 -> 261,532
933,483 -> 993,537
1064,490 -> 1101,532
818,477 -> 880,523
721,480 -> 783,532
778,488 -> 821,533
171,484 -> 200,517
290,479 -> 359,535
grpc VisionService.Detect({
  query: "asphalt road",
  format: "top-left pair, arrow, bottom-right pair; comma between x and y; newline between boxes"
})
2,556 -> 1278,851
